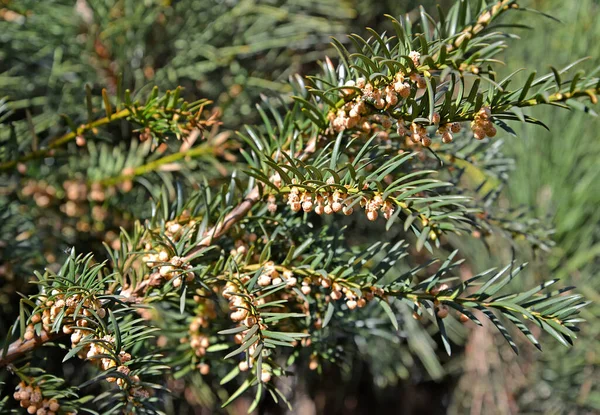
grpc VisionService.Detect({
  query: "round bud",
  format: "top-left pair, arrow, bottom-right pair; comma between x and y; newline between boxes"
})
436,304 -> 449,319
198,363 -> 210,375
258,274 -> 272,287
366,210 -> 378,221
244,316 -> 257,327
96,308 -> 106,319
472,127 -> 486,140
238,361 -> 249,372
442,132 -> 453,144
330,290 -> 342,301
485,125 -> 497,137
346,300 -> 357,310
302,201 -> 313,212
260,370 -> 272,383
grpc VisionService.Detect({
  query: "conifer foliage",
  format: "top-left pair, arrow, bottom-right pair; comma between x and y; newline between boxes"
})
1,1 -> 599,413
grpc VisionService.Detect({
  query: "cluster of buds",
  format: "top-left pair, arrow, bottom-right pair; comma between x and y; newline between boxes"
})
361,194 -> 395,221
471,106 -> 496,140
13,382 -> 60,415
266,174 -> 283,213
427,284 -> 453,319
329,96 -> 368,132
233,317 -> 271,383
257,262 -> 297,288
329,63 -> 430,134
187,297 -> 217,359
222,282 -> 252,323
407,122 -> 432,147
22,179 -> 117,231
436,122 -> 462,144
393,73 -> 412,99
230,232 -> 261,261
164,211 -> 196,242
71,333 -> 136,389
29,290 -> 105,337
284,181 -> 397,223
324,279 -> 369,310
22,180 -> 57,208
141,249 -> 195,288
409,50 -> 421,67
286,184 -> 354,217
63,179 -> 108,213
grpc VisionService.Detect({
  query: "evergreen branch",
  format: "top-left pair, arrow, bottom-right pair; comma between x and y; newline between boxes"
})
0,109 -> 130,171
93,141 -> 216,187
0,331 -> 60,368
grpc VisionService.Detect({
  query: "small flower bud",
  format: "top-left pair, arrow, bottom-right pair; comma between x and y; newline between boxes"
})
302,201 -> 313,212
258,274 -> 271,287
48,400 -> 60,412
484,125 -> 497,137
366,210 -> 378,221
473,127 -> 486,140
409,50 -> 421,66
198,363 -> 210,375
442,131 -> 453,143
436,304 -> 449,319
261,370 -> 272,383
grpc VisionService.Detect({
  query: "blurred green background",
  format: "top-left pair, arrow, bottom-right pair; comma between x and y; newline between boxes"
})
1,0 -> 598,413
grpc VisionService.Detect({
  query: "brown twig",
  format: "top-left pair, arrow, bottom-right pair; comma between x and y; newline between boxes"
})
0,331 -> 59,368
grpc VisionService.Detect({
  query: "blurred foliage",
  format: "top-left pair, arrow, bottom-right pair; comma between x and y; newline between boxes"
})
504,0 -> 600,412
